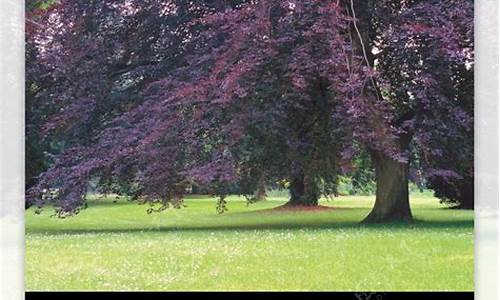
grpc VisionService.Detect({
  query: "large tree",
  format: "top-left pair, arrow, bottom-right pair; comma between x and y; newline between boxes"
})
28,0 -> 357,213
346,0 -> 473,222
26,0 -> 252,212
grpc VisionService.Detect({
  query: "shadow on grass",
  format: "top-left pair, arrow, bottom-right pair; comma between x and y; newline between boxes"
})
26,218 -> 473,236
80,198 -> 285,208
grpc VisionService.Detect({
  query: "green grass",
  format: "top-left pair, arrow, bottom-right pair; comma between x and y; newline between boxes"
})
25,192 -> 473,291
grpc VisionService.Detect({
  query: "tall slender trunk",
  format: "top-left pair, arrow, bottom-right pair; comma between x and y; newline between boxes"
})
363,150 -> 412,222
287,173 -> 319,206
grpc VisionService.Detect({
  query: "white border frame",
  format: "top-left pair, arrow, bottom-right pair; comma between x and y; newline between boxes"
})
0,0 -> 498,298
475,0 -> 500,299
1,0 -> 25,299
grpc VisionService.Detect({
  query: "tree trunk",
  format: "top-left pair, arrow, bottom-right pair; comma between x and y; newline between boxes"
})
345,0 -> 414,222
457,178 -> 474,209
286,173 -> 319,206
363,151 -> 412,223
253,181 -> 267,202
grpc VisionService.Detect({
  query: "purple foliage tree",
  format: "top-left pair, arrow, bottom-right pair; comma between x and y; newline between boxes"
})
354,0 -> 474,221
26,0 -> 473,222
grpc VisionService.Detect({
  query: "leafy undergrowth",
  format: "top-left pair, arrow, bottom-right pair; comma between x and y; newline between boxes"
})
25,193 -> 473,291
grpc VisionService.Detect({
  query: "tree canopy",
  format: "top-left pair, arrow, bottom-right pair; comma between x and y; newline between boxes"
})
26,0 -> 474,221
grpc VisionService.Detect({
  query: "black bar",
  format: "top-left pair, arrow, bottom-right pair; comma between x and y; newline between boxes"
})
26,291 -> 474,300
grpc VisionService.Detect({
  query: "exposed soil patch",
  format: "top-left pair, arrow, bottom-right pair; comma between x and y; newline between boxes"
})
259,204 -> 338,214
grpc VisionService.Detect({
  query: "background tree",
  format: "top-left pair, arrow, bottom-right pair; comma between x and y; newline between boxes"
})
425,63 -> 474,210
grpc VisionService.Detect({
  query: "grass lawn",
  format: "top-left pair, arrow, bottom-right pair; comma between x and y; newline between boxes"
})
25,192 -> 473,291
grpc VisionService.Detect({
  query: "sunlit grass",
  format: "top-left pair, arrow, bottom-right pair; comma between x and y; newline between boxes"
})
25,192 -> 473,291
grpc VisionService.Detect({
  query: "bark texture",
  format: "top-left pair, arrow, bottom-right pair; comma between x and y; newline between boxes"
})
287,173 -> 319,206
363,149 -> 412,223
